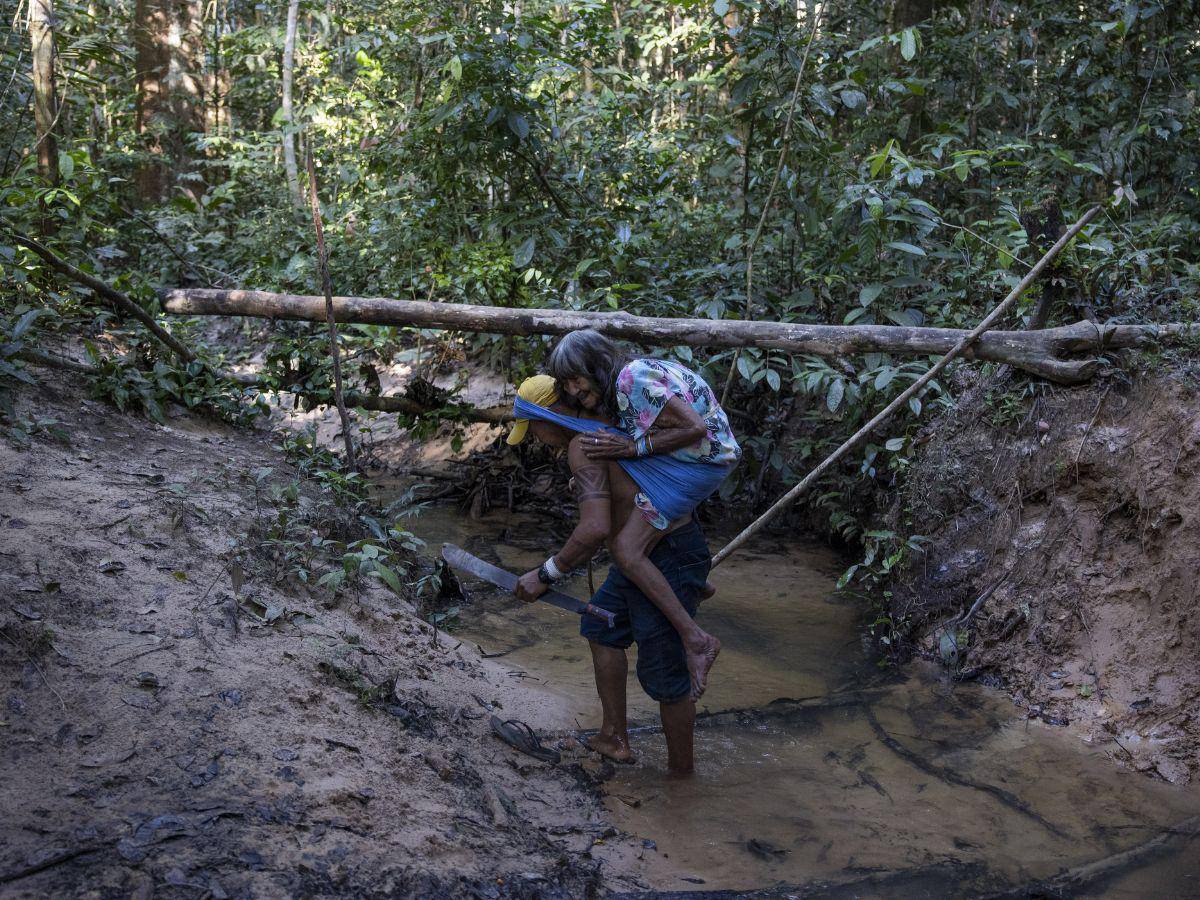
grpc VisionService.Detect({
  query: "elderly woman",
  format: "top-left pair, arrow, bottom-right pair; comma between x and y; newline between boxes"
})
542,329 -> 740,701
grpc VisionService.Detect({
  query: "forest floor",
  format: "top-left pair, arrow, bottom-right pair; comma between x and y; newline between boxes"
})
888,365 -> 1200,785
0,367 -> 653,898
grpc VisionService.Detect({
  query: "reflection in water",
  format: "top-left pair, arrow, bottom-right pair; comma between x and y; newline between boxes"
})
400,502 -> 1200,895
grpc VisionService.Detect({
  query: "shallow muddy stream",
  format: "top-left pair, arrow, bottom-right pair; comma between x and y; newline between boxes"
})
399,503 -> 1200,896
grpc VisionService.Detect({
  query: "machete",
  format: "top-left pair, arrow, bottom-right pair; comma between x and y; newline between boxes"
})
441,543 -> 615,628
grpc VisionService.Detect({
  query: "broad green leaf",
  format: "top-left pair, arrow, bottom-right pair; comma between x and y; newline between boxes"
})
447,55 -> 462,80
859,283 -> 885,306
887,241 -> 926,257
730,75 -> 758,105
908,396 -> 922,415
374,564 -> 404,595
765,369 -> 781,391
826,378 -> 844,412
840,89 -> 867,110
11,307 -> 54,339
886,308 -> 923,327
513,236 -> 536,268
507,112 -> 529,140
809,84 -> 836,117
713,0 -> 729,16
884,437 -> 906,451
869,139 -> 894,178
874,368 -> 895,390
900,28 -> 917,61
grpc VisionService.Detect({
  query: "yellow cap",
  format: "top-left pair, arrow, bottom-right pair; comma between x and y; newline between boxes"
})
507,375 -> 559,445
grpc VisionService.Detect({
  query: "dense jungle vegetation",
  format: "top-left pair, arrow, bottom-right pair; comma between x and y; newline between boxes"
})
2,0 -> 1198,573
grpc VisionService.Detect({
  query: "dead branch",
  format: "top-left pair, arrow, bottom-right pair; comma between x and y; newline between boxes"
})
160,292 -> 1196,387
9,231 -> 196,363
863,704 -> 1067,839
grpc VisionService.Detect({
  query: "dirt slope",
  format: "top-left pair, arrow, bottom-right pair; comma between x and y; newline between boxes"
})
888,369 -> 1200,784
0,371 -> 639,897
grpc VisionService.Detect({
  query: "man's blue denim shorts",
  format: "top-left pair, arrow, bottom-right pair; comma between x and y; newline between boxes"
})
579,520 -> 711,704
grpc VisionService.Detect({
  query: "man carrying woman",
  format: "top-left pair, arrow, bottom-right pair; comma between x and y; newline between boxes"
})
508,329 -> 739,773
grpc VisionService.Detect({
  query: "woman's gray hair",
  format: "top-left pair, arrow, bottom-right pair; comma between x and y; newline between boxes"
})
546,329 -> 629,415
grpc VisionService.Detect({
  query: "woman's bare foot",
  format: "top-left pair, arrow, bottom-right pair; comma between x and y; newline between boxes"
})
584,731 -> 636,764
698,581 -> 717,603
684,632 -> 721,701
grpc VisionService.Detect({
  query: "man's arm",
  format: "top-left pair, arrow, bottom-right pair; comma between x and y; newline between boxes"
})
583,395 -> 707,460
515,437 -> 611,602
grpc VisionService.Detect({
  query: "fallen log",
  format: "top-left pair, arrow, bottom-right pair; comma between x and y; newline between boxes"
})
161,287 -> 1197,385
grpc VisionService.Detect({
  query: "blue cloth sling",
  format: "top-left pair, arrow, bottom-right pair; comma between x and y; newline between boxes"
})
513,397 -> 731,525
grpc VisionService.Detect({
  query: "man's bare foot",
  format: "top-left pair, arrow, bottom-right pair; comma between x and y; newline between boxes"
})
685,632 -> 721,701
584,732 -> 636,764
698,581 -> 716,603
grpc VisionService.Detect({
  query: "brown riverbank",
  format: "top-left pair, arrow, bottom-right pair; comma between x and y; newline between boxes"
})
0,368 -> 649,897
887,367 -> 1200,784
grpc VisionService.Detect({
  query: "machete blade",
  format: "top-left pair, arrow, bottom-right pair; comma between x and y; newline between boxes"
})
441,543 -> 614,627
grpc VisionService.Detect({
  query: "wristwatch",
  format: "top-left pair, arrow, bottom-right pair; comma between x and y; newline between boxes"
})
536,563 -> 555,585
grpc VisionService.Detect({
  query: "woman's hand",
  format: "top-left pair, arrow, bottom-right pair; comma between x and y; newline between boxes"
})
581,432 -> 636,460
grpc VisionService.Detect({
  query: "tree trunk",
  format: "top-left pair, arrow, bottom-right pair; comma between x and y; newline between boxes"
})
134,0 -> 170,200
1020,196 -> 1068,329
133,0 -> 204,202
281,0 -> 302,208
160,288 -> 1196,385
893,0 -> 933,28
29,0 -> 59,186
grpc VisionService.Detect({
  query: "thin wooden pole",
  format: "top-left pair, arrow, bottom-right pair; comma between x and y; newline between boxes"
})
711,204 -> 1102,569
304,143 -> 358,471
721,0 -> 826,406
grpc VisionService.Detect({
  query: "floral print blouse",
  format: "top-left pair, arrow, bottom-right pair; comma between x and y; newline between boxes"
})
614,358 -> 741,466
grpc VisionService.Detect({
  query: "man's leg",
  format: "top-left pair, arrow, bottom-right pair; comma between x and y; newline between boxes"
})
625,520 -> 712,774
660,696 -> 696,776
612,512 -> 720,700
585,641 -> 634,763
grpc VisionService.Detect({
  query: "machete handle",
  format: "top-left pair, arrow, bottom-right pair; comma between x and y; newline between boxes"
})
582,603 -> 616,628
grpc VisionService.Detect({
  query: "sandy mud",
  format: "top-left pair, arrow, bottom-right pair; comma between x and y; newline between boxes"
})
0,372 -> 647,897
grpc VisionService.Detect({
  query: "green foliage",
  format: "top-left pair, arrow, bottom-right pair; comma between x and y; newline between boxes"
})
2,0 -> 1199,605
239,425 -> 425,601
83,342 -> 267,425
0,306 -> 71,445
276,425 -> 368,505
837,529 -> 931,655
0,307 -> 52,398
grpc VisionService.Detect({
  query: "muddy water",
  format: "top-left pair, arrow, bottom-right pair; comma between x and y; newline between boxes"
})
402,503 -> 1200,895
